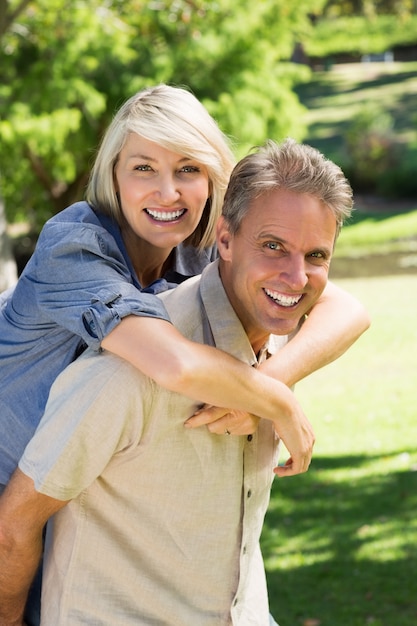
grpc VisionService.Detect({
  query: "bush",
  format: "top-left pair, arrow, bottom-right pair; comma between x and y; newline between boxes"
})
377,163 -> 417,198
343,103 -> 400,192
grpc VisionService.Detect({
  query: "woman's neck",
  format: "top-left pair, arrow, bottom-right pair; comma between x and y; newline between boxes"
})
121,229 -> 174,288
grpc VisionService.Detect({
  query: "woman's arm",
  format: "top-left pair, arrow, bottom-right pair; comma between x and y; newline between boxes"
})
101,316 -> 314,476
184,281 -> 370,435
259,280 -> 371,387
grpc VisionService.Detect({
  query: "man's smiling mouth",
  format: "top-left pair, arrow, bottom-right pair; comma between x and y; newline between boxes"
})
264,288 -> 303,308
145,208 -> 186,222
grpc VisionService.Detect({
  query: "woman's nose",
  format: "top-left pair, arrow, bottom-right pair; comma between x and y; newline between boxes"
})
156,175 -> 181,205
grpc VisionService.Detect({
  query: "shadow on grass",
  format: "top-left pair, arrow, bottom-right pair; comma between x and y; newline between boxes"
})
262,453 -> 417,626
266,557 -> 417,626
296,69 -> 417,107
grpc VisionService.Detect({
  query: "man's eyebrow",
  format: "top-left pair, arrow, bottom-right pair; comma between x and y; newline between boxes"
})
311,245 -> 333,258
257,231 -> 286,240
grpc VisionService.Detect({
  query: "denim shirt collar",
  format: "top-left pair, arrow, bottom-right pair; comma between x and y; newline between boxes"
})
94,207 -> 216,295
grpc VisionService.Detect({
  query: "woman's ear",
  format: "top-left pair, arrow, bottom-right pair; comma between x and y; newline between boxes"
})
216,216 -> 233,261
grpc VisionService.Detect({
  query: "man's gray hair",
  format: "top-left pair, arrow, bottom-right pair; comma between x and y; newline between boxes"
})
222,138 -> 353,237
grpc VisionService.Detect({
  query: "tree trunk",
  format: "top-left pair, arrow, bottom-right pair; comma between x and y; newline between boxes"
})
0,195 -> 18,292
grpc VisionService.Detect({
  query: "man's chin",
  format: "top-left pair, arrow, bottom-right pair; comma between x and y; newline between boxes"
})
268,319 -> 301,337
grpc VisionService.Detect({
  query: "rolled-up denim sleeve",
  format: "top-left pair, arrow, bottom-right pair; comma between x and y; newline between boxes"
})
30,221 -> 171,349
81,286 -> 169,346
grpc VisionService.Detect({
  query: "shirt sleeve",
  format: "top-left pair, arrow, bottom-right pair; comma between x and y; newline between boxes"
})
18,351 -> 153,500
25,219 -> 170,349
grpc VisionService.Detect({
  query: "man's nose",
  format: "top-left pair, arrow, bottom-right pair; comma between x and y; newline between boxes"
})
279,256 -> 309,291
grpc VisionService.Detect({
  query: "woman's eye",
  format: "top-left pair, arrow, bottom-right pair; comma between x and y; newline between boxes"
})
135,164 -> 152,172
180,165 -> 200,173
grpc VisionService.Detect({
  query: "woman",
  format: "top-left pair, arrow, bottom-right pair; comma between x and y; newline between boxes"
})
0,84 -> 369,491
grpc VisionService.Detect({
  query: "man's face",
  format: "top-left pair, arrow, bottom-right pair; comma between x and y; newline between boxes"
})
217,187 -> 337,354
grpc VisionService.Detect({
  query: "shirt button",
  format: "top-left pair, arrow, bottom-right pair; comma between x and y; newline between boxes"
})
243,545 -> 247,554
247,490 -> 252,498
247,434 -> 253,442
233,598 -> 238,606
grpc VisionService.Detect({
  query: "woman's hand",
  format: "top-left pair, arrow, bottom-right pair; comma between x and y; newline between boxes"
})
186,400 -> 315,478
185,405 -> 260,436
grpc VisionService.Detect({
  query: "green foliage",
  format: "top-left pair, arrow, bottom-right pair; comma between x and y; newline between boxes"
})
343,102 -> 400,192
0,0 -> 318,227
295,62 -> 417,199
2,1 -> 417,227
305,14 -> 417,57
377,161 -> 417,198
334,208 -> 417,256
205,63 -> 310,157
322,0 -> 415,18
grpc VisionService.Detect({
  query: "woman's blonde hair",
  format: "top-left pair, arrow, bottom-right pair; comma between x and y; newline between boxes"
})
86,84 -> 235,249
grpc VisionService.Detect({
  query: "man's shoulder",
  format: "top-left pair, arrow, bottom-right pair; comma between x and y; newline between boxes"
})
159,274 -> 203,332
57,348 -> 146,395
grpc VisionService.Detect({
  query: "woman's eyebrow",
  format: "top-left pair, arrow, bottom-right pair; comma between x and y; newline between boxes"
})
128,153 -> 192,164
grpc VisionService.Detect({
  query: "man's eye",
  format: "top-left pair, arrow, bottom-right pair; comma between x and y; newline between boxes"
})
310,251 -> 325,259
265,242 -> 281,250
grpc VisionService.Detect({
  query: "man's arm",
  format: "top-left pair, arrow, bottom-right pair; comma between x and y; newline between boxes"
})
0,469 -> 66,626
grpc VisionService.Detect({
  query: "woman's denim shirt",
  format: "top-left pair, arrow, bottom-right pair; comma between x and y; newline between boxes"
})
0,201 -> 217,484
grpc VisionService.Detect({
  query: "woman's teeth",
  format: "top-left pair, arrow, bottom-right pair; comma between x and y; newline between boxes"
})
145,209 -> 186,222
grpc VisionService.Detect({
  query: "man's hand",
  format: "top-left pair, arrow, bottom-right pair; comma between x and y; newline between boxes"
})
185,406 -> 260,436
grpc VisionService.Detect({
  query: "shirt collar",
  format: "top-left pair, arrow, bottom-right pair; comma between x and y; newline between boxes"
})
95,207 -> 217,289
199,261 -> 288,367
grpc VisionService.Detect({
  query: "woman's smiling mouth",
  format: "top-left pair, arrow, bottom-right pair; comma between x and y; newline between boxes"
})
145,208 -> 187,222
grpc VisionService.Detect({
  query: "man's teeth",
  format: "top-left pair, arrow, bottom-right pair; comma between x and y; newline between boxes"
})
264,288 -> 302,307
146,209 -> 186,221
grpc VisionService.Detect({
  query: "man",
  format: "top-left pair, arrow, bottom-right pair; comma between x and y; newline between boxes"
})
0,139 -> 355,625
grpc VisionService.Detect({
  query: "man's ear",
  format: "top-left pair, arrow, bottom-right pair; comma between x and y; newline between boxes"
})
216,216 -> 233,261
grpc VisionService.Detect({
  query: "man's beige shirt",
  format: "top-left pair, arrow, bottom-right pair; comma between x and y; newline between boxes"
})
20,260 -> 290,625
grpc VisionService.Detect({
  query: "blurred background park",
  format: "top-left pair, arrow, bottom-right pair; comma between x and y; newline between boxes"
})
0,1 -> 416,625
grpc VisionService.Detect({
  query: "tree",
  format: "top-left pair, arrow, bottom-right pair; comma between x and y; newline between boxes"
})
0,193 -> 17,290
0,0 -> 316,234
0,0 -> 32,288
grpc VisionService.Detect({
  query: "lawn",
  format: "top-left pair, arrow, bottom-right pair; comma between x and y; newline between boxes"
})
295,61 -> 417,163
263,62 -> 417,626
335,208 -> 417,257
262,273 -> 417,626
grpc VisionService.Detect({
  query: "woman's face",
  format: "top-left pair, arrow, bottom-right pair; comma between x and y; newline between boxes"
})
114,134 -> 210,250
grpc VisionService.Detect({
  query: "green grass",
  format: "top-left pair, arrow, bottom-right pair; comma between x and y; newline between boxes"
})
305,15 -> 417,60
295,61 -> 417,161
335,208 -> 417,257
262,273 -> 417,626
263,64 -> 417,624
